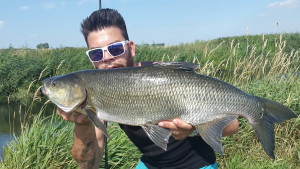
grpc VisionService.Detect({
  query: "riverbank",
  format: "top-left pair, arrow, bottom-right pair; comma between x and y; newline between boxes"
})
0,101 -> 55,159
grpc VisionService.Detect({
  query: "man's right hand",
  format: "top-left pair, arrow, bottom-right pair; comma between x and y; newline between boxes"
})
57,107 -> 89,124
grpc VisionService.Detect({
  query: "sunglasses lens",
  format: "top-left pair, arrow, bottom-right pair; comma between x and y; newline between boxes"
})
108,43 -> 125,56
88,49 -> 103,62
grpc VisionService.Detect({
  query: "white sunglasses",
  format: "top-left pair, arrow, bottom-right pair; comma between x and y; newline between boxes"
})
86,40 -> 129,62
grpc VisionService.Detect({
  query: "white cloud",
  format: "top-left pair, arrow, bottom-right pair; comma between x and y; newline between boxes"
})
77,0 -> 97,5
0,21 -> 4,28
267,0 -> 299,8
43,1 -> 66,9
20,6 -> 29,10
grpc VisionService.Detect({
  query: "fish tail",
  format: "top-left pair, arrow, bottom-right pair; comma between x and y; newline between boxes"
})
251,96 -> 297,159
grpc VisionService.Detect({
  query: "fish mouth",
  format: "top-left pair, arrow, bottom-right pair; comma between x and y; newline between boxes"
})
40,85 -> 48,96
41,78 -> 51,95
41,86 -> 45,94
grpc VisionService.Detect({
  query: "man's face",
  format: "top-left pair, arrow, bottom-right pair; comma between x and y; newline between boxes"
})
86,26 -> 136,70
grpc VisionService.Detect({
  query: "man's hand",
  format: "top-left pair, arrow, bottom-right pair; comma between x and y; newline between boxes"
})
158,118 -> 239,140
158,119 -> 195,140
57,108 -> 89,124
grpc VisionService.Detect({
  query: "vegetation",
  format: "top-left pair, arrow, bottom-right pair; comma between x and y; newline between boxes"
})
1,105 -> 76,168
0,47 -> 92,103
0,33 -> 299,168
36,43 -> 50,49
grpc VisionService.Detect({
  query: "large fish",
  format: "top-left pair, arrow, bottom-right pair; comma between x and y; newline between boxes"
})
41,62 -> 297,159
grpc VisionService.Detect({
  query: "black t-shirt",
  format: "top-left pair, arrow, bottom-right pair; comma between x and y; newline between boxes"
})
118,60 -> 215,169
119,125 -> 216,169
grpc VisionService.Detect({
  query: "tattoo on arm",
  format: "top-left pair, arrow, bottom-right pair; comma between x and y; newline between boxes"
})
77,156 -> 96,169
81,141 -> 93,157
75,141 -> 97,169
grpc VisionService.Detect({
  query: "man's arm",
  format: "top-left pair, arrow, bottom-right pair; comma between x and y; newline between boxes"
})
57,108 -> 104,169
221,118 -> 239,137
159,118 -> 239,139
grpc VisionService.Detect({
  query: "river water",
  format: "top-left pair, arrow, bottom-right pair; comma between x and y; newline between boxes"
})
0,101 -> 55,159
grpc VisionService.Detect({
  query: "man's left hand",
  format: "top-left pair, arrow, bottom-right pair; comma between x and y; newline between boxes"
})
158,119 -> 195,140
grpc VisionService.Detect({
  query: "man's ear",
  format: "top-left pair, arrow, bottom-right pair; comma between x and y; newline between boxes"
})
128,41 -> 136,58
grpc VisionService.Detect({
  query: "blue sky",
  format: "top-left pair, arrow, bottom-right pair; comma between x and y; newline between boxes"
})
0,0 -> 299,49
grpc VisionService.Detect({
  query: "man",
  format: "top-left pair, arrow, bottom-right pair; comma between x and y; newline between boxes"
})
58,8 -> 239,169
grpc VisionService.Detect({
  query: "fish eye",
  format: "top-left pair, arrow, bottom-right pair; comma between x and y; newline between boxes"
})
52,82 -> 56,87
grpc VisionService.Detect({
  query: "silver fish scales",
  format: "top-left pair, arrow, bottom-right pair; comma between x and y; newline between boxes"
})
42,62 -> 297,159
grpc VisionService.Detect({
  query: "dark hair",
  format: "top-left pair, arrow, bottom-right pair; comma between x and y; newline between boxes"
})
81,8 -> 129,45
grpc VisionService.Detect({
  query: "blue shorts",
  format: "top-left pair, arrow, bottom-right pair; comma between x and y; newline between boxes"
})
136,160 -> 218,169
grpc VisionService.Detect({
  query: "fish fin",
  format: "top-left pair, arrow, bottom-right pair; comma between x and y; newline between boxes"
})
141,124 -> 172,151
84,108 -> 111,139
251,96 -> 297,159
154,61 -> 199,71
196,115 -> 238,155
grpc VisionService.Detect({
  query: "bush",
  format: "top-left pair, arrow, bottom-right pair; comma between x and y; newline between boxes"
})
36,43 -> 49,49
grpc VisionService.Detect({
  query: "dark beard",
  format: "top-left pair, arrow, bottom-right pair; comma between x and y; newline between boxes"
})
126,47 -> 135,67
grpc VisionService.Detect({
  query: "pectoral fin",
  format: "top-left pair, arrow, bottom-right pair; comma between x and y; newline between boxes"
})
196,115 -> 238,155
84,108 -> 111,139
142,124 -> 172,151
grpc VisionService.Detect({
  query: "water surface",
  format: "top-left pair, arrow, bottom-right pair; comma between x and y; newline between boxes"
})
0,101 -> 55,159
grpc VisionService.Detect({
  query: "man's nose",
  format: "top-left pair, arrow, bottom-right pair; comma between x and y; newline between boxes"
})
102,50 -> 114,62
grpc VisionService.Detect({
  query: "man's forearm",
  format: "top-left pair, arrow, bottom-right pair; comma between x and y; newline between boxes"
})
72,121 -> 104,169
222,119 -> 239,137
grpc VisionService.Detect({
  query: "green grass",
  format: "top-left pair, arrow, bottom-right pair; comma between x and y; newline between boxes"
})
1,102 -> 77,168
99,123 -> 141,169
0,33 -> 299,168
218,74 -> 300,169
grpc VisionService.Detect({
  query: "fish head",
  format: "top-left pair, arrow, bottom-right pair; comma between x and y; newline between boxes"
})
41,73 -> 87,113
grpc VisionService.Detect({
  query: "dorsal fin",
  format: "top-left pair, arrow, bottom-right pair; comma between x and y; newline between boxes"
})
153,61 -> 199,71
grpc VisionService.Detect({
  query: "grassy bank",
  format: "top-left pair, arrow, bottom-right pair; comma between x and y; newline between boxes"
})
0,33 -> 299,168
1,33 -> 299,103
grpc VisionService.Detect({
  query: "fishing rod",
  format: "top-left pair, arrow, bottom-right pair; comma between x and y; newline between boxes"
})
100,1 -> 109,169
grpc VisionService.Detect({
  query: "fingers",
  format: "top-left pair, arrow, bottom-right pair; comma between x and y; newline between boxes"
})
173,119 -> 194,130
158,118 -> 195,140
57,107 -> 89,124
158,119 -> 194,130
57,107 -> 70,121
